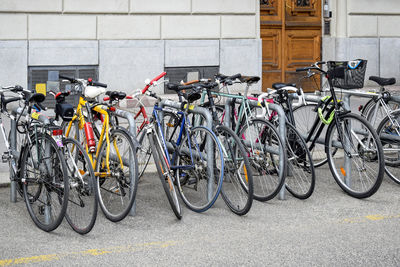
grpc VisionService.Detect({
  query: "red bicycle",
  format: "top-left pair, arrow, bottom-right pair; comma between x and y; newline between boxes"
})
130,72 -> 167,178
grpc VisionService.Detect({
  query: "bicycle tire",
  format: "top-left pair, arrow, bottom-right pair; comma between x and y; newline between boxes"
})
136,129 -> 152,179
21,133 -> 69,232
364,99 -> 400,129
292,103 -> 329,167
376,109 -> 400,184
63,137 -> 98,235
216,125 -> 253,215
326,113 -> 384,198
238,118 -> 286,201
95,128 -> 138,222
148,131 -> 182,219
175,125 -> 224,213
284,123 -> 316,199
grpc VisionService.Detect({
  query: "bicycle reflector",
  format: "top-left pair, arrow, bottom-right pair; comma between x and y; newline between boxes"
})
52,129 -> 63,136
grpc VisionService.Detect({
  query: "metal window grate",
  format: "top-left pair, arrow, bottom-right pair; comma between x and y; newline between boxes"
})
28,66 -> 98,108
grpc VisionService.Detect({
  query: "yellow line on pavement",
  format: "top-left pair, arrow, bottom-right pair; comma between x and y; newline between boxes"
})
0,240 -> 178,266
341,213 -> 400,224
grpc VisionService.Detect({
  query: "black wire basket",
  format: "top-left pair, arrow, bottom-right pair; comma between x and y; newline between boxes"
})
327,59 -> 367,89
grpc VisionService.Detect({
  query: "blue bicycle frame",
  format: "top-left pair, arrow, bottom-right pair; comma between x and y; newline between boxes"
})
153,105 -> 205,171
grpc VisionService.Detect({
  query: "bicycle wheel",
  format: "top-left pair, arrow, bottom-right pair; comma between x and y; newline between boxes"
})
63,138 -> 98,234
293,103 -> 329,167
285,123 -> 316,199
136,129 -> 152,179
238,118 -> 286,201
148,131 -> 182,219
164,110 -> 181,142
376,109 -> 400,184
363,98 -> 400,129
95,128 -> 138,222
216,125 -> 253,215
21,133 -> 69,232
175,126 -> 224,213
326,113 -> 384,198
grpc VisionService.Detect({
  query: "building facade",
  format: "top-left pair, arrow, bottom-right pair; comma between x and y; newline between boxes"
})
324,0 -> 400,86
0,0 -> 261,94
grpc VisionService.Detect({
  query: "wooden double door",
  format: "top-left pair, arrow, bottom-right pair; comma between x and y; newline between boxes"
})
260,0 -> 322,92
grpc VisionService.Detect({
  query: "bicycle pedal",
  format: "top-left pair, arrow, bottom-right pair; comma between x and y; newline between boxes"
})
1,152 -> 10,163
187,178 -> 197,185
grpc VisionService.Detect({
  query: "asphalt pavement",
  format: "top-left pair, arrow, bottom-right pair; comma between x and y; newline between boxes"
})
0,164 -> 399,266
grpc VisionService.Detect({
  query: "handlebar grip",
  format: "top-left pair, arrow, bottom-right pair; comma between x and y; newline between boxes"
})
59,75 -> 77,83
296,67 -> 310,72
151,72 -> 167,84
316,61 -> 326,65
103,96 -> 110,101
182,80 -> 199,85
91,81 -> 107,88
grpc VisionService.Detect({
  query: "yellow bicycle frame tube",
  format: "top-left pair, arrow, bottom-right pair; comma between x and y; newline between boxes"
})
65,96 -> 124,176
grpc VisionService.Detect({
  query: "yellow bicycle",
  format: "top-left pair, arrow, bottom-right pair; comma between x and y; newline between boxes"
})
59,75 -> 138,222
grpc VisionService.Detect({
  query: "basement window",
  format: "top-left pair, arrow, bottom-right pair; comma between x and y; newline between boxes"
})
28,65 -> 98,108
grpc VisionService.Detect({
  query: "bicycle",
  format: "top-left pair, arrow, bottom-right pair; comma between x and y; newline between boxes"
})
51,90 -> 98,234
253,86 -> 316,199
129,72 -> 168,179
141,85 -> 224,216
60,75 -> 138,222
294,60 -> 385,198
0,85 -> 69,232
199,74 -> 286,202
169,81 -> 254,215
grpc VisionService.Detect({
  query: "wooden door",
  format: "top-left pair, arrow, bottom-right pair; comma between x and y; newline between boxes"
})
260,0 -> 321,92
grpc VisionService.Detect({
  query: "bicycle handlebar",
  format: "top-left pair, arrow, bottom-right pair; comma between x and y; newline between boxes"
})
59,75 -> 78,83
142,72 -> 167,94
296,61 -> 327,74
88,78 -> 107,88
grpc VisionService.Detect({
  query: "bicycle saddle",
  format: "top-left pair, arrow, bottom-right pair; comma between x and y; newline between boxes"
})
369,76 -> 396,86
29,93 -> 45,103
240,76 -> 260,84
105,91 -> 126,101
215,73 -> 241,84
167,83 -> 203,102
272,83 -> 296,90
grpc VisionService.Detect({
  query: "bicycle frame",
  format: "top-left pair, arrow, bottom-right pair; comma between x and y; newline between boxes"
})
199,90 -> 253,135
152,105 -> 198,170
65,95 -> 123,177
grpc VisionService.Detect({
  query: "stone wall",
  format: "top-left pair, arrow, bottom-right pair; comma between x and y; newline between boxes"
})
0,0 -> 261,91
324,0 -> 400,85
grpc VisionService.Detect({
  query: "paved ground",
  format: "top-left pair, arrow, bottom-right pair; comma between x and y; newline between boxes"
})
0,164 -> 399,266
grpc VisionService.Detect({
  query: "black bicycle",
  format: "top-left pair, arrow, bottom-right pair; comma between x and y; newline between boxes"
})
293,61 -> 385,198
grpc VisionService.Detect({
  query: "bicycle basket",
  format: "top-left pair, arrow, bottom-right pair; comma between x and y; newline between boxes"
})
327,59 -> 367,89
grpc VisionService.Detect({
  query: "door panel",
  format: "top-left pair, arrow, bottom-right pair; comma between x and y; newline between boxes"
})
285,29 -> 320,70
260,0 -> 321,92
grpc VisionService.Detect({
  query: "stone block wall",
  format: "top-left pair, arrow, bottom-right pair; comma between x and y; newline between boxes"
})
325,0 -> 400,85
0,0 -> 261,91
